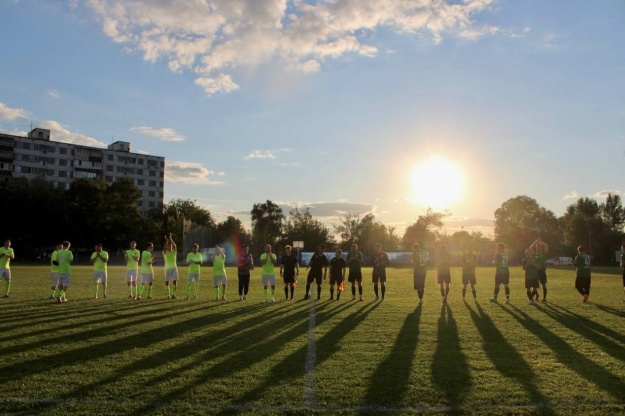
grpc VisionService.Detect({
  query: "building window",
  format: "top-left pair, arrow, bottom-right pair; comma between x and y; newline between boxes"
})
107,154 -> 114,161
59,148 -> 68,155
137,179 -> 145,186
149,180 -> 157,187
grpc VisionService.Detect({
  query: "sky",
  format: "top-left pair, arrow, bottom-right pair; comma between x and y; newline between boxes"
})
1,0 -> 624,239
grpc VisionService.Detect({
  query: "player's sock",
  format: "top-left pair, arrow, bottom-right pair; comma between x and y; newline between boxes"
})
494,285 -> 500,297
317,285 -> 322,299
381,285 -> 386,299
4,280 -> 10,295
147,285 -> 152,297
543,286 -> 547,300
445,286 -> 449,296
472,289 -> 476,299
138,285 -> 145,296
103,283 -> 107,297
129,285 -> 133,296
93,284 -> 98,297
358,286 -> 363,296
50,289 -> 56,297
462,288 -> 466,298
290,285 -> 294,298
166,285 -> 171,298
305,284 -> 311,297
330,288 -> 334,299
270,287 -> 274,297
264,288 -> 268,300
59,289 -> 66,299
352,286 -> 356,296
285,287 -> 289,299
417,289 -> 423,300
526,289 -> 532,300
215,287 -> 220,299
374,285 -> 379,298
186,283 -> 192,297
195,283 -> 200,298
440,287 -> 445,298
172,284 -> 177,295
337,289 -> 341,300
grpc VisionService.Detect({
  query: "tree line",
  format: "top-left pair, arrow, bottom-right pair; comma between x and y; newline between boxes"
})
1,178 -> 623,263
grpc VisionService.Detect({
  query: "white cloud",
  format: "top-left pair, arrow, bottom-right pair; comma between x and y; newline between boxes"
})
165,160 -> 224,185
47,90 -> 60,99
563,191 -> 579,200
245,150 -> 277,160
38,120 -> 107,147
80,0 -> 501,95
591,190 -> 622,199
130,125 -> 186,142
0,102 -> 30,121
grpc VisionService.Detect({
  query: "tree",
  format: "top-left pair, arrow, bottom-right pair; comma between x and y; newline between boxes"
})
216,216 -> 252,247
334,213 -> 362,247
402,208 -> 450,249
102,177 -> 144,250
282,207 -> 334,251
66,178 -> 109,248
494,196 -> 561,259
250,200 -> 284,251
161,199 -> 217,248
600,193 -> 625,232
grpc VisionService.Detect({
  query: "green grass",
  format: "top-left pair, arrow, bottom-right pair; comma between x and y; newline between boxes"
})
1,265 -> 624,415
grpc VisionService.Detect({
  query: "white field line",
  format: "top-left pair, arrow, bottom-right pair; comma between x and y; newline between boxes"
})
303,298 -> 317,408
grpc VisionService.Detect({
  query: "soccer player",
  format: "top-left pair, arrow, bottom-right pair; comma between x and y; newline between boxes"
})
56,241 -> 73,303
437,244 -> 451,304
347,243 -> 364,301
49,243 -> 62,299
125,241 -> 141,299
522,248 -> 539,305
137,242 -> 155,300
372,243 -> 390,301
90,243 -> 109,299
260,244 -> 277,303
529,239 -> 549,302
163,233 -> 178,299
237,244 -> 254,300
0,239 -> 15,297
305,244 -> 328,300
574,245 -> 591,303
621,244 -> 625,302
186,243 -> 203,300
461,247 -> 477,301
329,249 -> 346,300
412,243 -> 427,304
213,245 -> 227,301
280,245 -> 299,300
490,243 -> 510,304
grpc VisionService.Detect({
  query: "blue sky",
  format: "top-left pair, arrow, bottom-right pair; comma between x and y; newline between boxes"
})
1,0 -> 624,238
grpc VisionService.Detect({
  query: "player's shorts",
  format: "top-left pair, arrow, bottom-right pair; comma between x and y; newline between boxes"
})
495,272 -> 510,285
525,278 -> 539,289
93,270 -> 107,284
262,274 -> 276,287
307,271 -> 323,286
329,275 -> 343,285
58,273 -> 70,287
126,270 -> 138,283
462,274 -> 476,285
50,272 -> 60,287
537,270 -> 547,284
188,273 -> 200,283
575,276 -> 591,290
165,268 -> 178,282
141,273 -> 154,285
437,273 -> 451,284
0,268 -> 10,280
413,273 -> 426,291
213,274 -> 227,286
282,272 -> 296,284
348,272 -> 362,283
372,273 -> 386,284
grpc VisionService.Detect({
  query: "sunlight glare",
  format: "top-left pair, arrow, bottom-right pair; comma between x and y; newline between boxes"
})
409,157 -> 465,209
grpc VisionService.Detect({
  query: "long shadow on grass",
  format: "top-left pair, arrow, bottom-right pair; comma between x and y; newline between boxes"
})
465,302 -> 555,415
590,303 -> 625,319
363,304 -> 421,407
431,304 -> 471,410
504,305 -> 625,403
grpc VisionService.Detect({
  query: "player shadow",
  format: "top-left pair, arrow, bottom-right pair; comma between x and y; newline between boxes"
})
591,303 -> 625,319
539,304 -> 625,363
431,304 -> 471,410
504,305 -> 625,403
363,304 -> 421,407
465,302 -> 555,416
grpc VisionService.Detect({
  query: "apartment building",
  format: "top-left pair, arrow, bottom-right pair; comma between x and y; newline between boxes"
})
0,128 -> 164,213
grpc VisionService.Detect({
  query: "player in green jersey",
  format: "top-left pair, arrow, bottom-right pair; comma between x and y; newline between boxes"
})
125,241 -> 141,299
49,243 -> 63,299
529,239 -> 548,302
0,239 -> 15,297
90,244 -> 109,299
574,245 -> 591,303
436,244 -> 451,304
347,243 -> 364,301
490,243 -> 510,304
213,245 -> 227,301
186,243 -> 203,300
260,244 -> 277,302
412,243 -> 428,304
461,247 -> 477,300
163,233 -> 178,299
522,248 -> 539,305
136,242 -> 155,300
56,241 -> 73,303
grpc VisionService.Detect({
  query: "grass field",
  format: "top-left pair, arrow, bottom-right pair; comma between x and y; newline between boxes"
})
1,265 -> 624,415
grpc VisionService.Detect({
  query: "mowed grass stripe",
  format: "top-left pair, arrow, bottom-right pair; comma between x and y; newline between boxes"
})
0,265 -> 624,415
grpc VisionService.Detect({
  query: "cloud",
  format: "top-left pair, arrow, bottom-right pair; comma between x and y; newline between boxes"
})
0,102 -> 30,121
165,160 -> 225,185
563,191 -> 578,200
280,201 -> 376,218
130,126 -> 186,142
245,150 -> 276,159
591,190 -> 622,199
47,90 -> 60,99
80,0 -> 501,95
37,120 -> 107,147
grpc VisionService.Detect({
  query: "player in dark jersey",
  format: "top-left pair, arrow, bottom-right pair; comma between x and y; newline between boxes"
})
412,243 -> 427,305
237,244 -> 254,300
437,244 -> 451,304
529,239 -> 548,302
461,247 -> 477,300
305,244 -> 328,300
372,243 -> 390,301
490,243 -> 510,304
329,249 -> 347,300
347,243 -> 364,301
574,245 -> 591,303
280,245 -> 299,300
522,248 -> 539,305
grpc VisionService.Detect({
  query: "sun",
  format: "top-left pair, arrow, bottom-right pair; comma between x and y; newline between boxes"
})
409,157 -> 465,209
